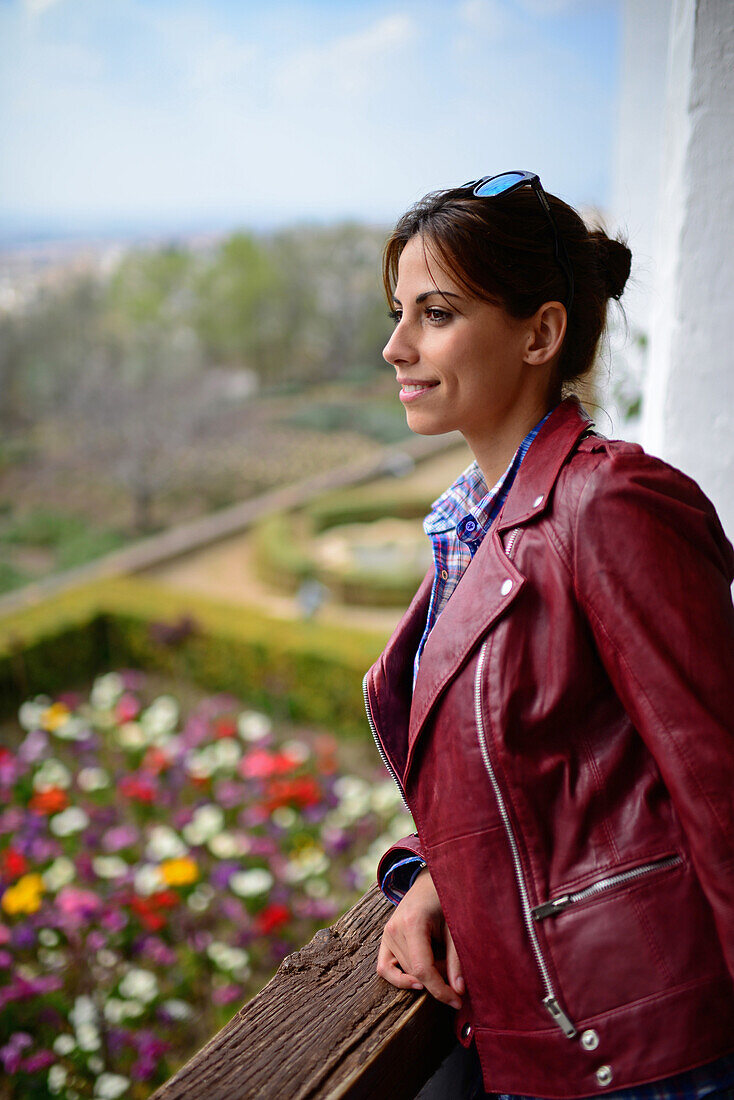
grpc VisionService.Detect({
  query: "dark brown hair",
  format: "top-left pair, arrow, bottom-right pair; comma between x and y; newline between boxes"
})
382,184 -> 632,390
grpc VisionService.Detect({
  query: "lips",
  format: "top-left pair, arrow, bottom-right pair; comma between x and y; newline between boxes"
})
398,380 -> 439,404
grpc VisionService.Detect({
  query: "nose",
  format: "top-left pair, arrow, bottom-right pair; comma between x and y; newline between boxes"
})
382,319 -> 418,369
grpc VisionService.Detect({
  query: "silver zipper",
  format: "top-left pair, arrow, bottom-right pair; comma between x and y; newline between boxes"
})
362,673 -> 411,815
532,855 -> 682,921
474,641 -> 577,1039
504,526 -> 521,557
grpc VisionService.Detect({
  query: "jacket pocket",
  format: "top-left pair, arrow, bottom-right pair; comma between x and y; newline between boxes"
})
531,854 -> 682,921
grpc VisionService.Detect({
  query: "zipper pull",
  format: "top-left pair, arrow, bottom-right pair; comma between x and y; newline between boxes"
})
543,995 -> 577,1038
532,894 -> 572,920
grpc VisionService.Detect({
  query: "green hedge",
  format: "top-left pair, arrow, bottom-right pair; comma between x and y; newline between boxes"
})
0,577 -> 388,738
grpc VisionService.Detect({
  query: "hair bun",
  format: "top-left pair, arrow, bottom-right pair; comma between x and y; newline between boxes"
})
597,235 -> 632,301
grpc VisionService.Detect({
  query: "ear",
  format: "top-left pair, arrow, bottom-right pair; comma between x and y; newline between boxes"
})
524,301 -> 567,366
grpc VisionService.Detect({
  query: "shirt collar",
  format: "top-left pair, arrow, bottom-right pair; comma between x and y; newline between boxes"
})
423,409 -> 554,537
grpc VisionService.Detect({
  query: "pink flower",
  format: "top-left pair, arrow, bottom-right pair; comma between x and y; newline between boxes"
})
57,886 -> 101,922
116,692 -> 142,723
211,985 -> 242,1006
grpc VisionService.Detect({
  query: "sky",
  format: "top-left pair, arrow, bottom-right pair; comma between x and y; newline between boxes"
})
0,0 -> 620,241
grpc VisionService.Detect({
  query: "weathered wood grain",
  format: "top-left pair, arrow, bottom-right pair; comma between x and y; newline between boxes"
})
151,885 -> 455,1099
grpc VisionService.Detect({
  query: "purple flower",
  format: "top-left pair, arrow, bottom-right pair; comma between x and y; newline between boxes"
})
0,950 -> 12,968
101,909 -> 128,933
211,984 -> 242,1006
102,824 -> 139,852
21,1049 -> 55,1073
209,862 -> 239,890
0,1032 -> 32,1073
141,937 -> 177,967
0,808 -> 24,834
11,925 -> 36,950
120,669 -> 146,690
214,779 -> 246,809
17,728 -> 48,764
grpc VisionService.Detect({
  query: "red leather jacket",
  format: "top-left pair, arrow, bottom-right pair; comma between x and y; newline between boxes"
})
365,398 -> 734,1098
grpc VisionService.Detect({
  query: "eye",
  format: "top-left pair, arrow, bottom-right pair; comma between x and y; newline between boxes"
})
425,307 -> 451,324
388,309 -> 402,325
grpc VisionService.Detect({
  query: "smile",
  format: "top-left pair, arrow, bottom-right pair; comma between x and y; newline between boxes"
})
399,381 -> 439,403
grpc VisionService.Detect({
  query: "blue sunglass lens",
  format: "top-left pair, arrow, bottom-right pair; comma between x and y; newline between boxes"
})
474,172 -> 527,197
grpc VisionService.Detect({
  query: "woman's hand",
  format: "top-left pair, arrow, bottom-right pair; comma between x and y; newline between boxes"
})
376,868 -> 464,1010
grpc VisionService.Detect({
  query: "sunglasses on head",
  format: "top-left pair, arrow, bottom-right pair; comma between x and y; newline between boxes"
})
461,171 -> 575,314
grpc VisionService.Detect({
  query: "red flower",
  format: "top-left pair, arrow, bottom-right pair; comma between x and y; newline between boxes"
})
129,887 -> 181,930
119,776 -> 157,802
240,750 -> 296,780
213,717 -> 237,740
116,692 -> 141,723
141,747 -> 170,775
28,787 -> 69,814
1,847 -> 28,879
254,903 -> 290,934
265,776 -> 321,812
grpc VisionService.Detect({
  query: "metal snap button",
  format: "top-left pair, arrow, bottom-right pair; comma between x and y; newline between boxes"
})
440,569 -> 449,581
533,494 -> 544,507
461,1022 -> 472,1040
581,1029 -> 599,1051
500,578 -> 513,596
595,1065 -> 613,1087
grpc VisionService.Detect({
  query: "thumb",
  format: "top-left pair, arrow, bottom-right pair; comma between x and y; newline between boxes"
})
445,925 -> 465,996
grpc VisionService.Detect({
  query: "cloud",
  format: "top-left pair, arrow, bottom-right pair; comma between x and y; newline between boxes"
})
275,12 -> 415,100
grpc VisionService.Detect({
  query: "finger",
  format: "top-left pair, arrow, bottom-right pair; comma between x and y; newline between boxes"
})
377,940 -> 424,991
407,944 -> 462,1010
445,927 -> 465,997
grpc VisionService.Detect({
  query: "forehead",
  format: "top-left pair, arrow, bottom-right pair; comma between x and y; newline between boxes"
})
394,235 -> 460,296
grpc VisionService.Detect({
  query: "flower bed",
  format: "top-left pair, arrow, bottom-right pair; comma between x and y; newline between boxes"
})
0,671 -> 409,1099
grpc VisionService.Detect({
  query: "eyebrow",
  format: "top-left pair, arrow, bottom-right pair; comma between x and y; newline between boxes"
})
392,290 -> 463,305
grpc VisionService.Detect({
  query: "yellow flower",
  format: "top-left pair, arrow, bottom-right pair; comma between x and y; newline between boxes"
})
41,702 -> 71,732
1,873 -> 45,915
159,858 -> 199,887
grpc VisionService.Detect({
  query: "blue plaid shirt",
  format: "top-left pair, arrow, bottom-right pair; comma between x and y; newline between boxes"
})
378,412 -> 734,1098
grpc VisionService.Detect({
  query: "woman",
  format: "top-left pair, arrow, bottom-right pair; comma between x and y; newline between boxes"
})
363,173 -> 734,1098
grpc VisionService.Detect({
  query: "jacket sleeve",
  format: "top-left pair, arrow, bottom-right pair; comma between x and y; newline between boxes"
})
573,445 -> 734,979
377,833 -> 427,904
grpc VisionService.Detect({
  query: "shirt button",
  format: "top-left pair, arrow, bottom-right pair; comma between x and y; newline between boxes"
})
500,578 -> 513,596
581,1029 -> 600,1051
441,569 -> 449,581
533,494 -> 544,507
595,1065 -> 613,1087
461,1022 -> 473,1040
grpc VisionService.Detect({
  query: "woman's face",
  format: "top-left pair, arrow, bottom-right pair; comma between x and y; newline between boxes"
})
382,234 -> 545,451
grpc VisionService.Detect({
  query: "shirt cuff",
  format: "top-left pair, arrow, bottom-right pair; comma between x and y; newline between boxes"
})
380,855 -> 427,905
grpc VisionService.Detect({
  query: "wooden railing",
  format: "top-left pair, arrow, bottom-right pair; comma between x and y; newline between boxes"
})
151,884 -> 456,1100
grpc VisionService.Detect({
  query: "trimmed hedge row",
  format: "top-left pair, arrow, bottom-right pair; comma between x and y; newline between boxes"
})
252,485 -> 434,608
0,577 -> 388,738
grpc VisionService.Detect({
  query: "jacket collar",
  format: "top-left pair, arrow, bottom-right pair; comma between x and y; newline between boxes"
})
366,397 -> 595,785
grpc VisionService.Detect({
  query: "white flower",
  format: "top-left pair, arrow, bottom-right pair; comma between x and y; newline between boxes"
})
140,695 -> 179,742
271,806 -> 297,829
115,722 -> 146,750
282,844 -> 329,882
33,758 -> 72,791
184,749 -> 214,779
118,967 -> 158,1003
53,715 -> 90,741
282,739 -> 309,764
161,998 -> 192,1020
43,857 -> 76,891
145,825 -> 188,861
88,1056 -> 105,1074
92,856 -> 129,880
237,711 -> 272,742
207,831 -> 249,859
38,927 -> 60,947
38,948 -> 67,970
48,1064 -> 68,1094
207,941 -> 250,973
76,1023 -> 101,1051
90,673 -> 125,710
94,1072 -> 130,1099
229,868 -> 273,897
371,781 -> 406,815
103,997 -> 145,1023
182,804 -> 224,846
53,1034 -> 76,1056
187,884 -> 214,912
49,807 -> 89,837
96,949 -> 119,969
332,775 -> 371,821
133,863 -> 164,896
214,738 -> 242,769
78,767 -> 110,792
18,695 -> 52,731
304,878 -> 330,899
